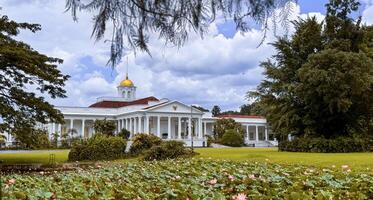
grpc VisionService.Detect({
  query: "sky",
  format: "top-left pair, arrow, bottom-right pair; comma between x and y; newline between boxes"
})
1,0 -> 373,111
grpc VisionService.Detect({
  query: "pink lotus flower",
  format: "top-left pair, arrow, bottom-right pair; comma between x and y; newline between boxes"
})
248,174 -> 256,180
8,178 -> 16,185
209,178 -> 217,185
233,193 -> 247,200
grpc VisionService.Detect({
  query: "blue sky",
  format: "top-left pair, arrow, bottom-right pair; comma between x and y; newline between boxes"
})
1,0 -> 373,111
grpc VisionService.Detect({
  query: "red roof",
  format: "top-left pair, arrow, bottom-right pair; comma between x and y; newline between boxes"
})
89,96 -> 159,108
217,114 -> 265,119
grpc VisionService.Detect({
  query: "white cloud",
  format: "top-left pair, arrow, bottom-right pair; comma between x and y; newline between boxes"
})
2,1 -> 372,111
362,5 -> 373,24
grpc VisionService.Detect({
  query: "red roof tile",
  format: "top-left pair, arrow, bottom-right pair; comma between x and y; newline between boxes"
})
89,96 -> 159,108
217,114 -> 265,119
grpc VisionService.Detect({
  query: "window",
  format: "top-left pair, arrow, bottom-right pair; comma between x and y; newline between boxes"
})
248,126 -> 256,140
258,126 -> 265,140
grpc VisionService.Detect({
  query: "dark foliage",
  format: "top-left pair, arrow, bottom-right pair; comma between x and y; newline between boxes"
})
0,15 -> 68,135
249,0 -> 373,142
211,105 -> 221,117
213,118 -> 244,140
143,140 -> 196,161
220,129 -> 245,147
93,119 -> 116,136
118,128 -> 131,139
65,0 -> 294,66
129,133 -> 162,155
279,136 -> 373,153
68,134 -> 127,161
13,127 -> 51,149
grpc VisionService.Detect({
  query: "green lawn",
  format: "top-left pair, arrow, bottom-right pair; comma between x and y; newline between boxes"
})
195,148 -> 373,171
0,148 -> 372,172
0,150 -> 69,164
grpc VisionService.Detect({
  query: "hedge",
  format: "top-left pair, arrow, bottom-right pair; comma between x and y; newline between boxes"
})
129,133 -> 162,155
68,134 -> 127,161
279,136 -> 373,153
143,140 -> 196,161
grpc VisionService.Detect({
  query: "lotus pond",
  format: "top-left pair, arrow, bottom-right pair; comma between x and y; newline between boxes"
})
2,158 -> 372,199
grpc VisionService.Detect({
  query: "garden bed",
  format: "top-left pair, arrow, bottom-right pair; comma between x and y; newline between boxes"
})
1,159 -> 372,199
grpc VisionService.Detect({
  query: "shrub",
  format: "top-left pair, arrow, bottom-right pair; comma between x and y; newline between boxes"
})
206,135 -> 214,147
220,129 -> 244,147
143,141 -> 196,161
129,133 -> 162,155
68,134 -> 126,161
118,128 -> 131,139
279,136 -> 373,153
213,118 -> 244,140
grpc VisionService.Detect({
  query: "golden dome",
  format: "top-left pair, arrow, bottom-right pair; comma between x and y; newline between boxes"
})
119,75 -> 134,87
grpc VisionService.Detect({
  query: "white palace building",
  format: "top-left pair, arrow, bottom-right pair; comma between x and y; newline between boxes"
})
5,74 -> 278,147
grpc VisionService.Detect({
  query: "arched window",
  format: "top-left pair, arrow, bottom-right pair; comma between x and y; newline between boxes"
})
127,91 -> 131,98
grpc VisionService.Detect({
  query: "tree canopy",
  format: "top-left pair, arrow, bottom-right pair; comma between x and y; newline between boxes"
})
211,105 -> 221,117
0,14 -> 68,135
249,0 -> 373,140
65,0 -> 295,66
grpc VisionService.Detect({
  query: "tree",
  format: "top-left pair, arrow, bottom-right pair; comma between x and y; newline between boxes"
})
211,105 -> 221,117
240,102 -> 264,115
0,15 -> 69,136
221,129 -> 245,147
213,118 -> 244,140
13,127 -> 51,149
65,0 -> 295,66
93,119 -> 117,136
249,0 -> 373,140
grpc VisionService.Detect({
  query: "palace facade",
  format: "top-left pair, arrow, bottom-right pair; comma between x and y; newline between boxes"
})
4,74 -> 278,147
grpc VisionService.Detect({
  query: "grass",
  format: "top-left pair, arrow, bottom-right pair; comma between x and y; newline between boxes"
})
195,148 -> 373,171
0,150 -> 69,164
0,148 -> 372,172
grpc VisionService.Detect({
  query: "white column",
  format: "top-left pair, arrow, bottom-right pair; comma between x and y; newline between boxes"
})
194,119 -> 198,138
129,118 -> 133,137
178,117 -> 181,139
134,117 -> 138,134
58,124 -> 62,136
145,115 -> 149,134
81,119 -> 85,138
255,125 -> 259,141
167,116 -> 171,139
91,120 -> 95,136
70,119 -> 74,131
126,118 -> 129,130
265,126 -> 268,141
138,117 -> 142,133
52,123 -> 56,134
203,122 -> 207,137
157,116 -> 161,137
117,120 -> 120,133
198,118 -> 202,138
188,117 -> 192,139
